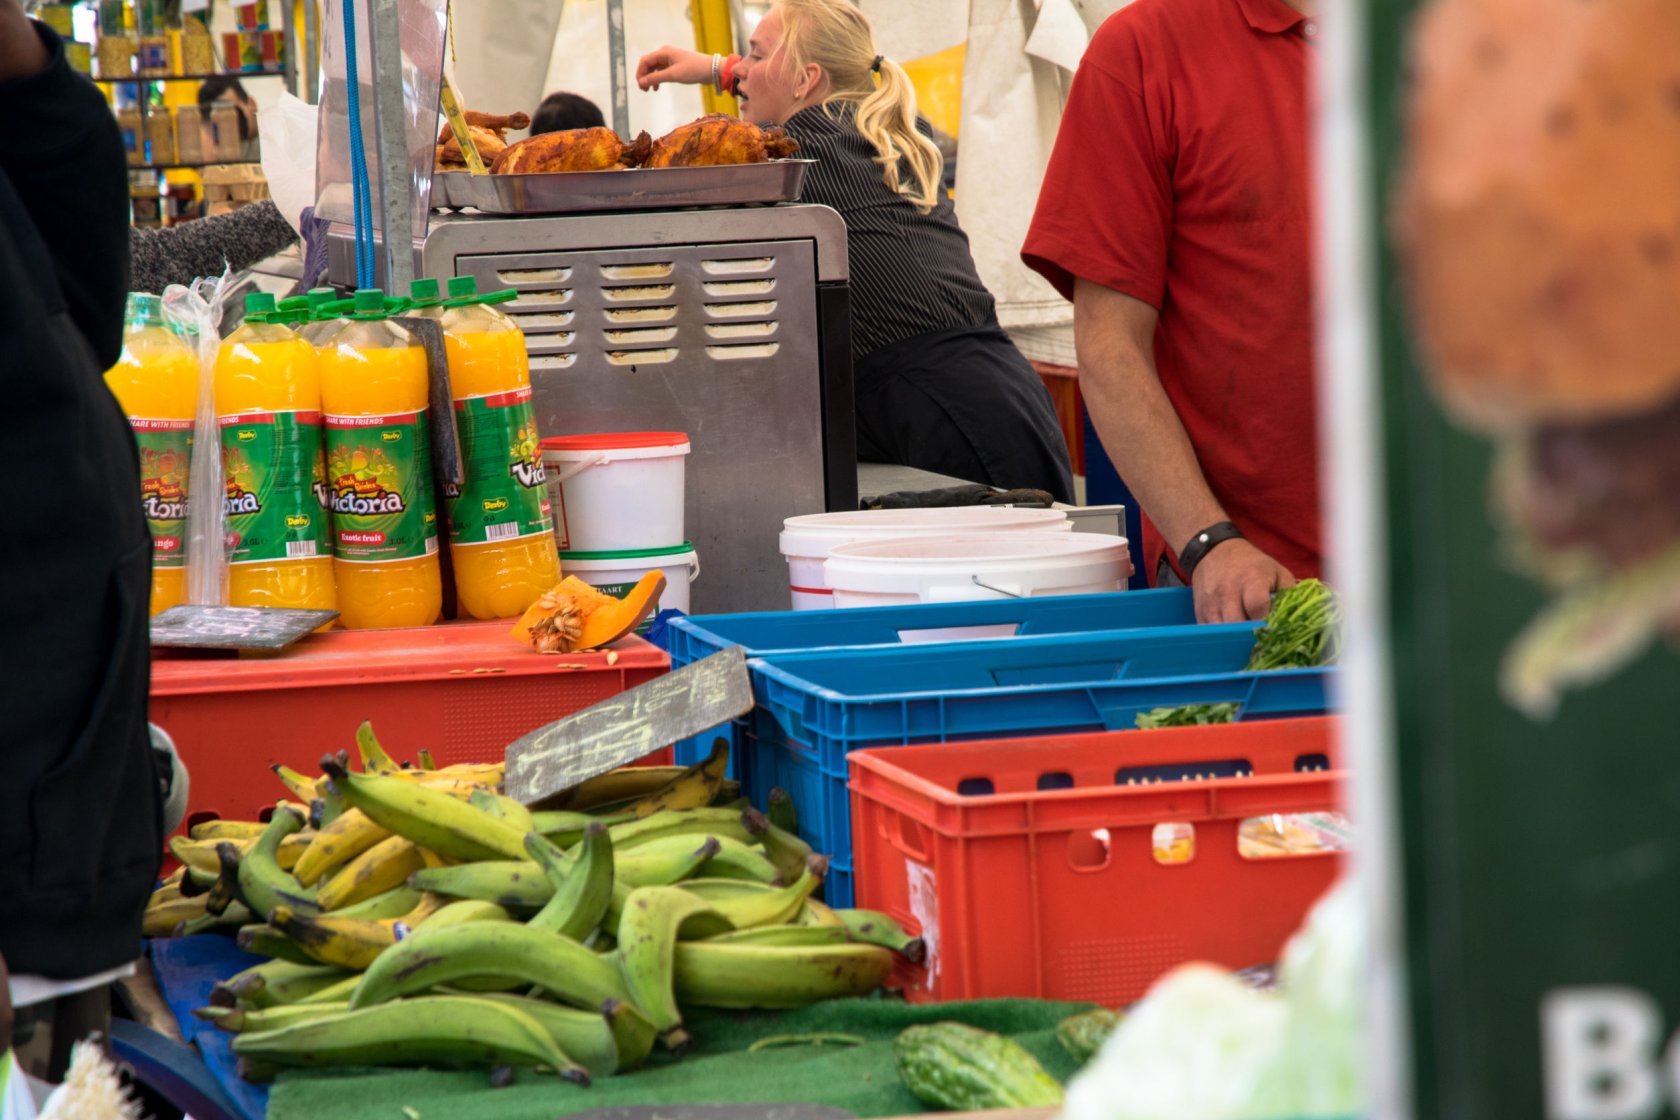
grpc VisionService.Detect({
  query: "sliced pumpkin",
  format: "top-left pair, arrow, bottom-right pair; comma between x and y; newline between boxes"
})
510,570 -> 667,654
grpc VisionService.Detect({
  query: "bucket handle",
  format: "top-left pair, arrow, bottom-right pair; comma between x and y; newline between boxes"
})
685,552 -> 701,583
923,578 -> 1024,603
547,452 -> 609,486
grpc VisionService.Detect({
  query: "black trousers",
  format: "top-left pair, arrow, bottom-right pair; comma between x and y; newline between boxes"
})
853,324 -> 1076,504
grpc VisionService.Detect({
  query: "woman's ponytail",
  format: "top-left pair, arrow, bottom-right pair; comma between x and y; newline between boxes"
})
854,58 -> 943,214
777,0 -> 946,214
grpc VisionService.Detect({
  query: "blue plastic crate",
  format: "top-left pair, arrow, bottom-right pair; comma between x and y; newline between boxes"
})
663,589 -> 1197,779
666,587 -> 1196,667
746,624 -> 1335,907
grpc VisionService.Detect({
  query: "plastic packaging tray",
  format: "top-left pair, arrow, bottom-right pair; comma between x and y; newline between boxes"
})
849,717 -> 1345,1005
150,622 -> 669,831
748,624 -> 1335,906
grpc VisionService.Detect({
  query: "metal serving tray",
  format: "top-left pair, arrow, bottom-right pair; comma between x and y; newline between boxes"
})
432,171 -> 473,210
459,160 -> 814,215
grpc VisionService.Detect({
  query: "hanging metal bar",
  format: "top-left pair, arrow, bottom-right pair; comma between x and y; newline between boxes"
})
368,0 -> 413,290
606,0 -> 629,137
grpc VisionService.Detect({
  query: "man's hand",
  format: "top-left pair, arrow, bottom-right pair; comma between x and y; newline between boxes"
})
635,45 -> 711,92
0,0 -> 50,81
1192,538 -> 1295,623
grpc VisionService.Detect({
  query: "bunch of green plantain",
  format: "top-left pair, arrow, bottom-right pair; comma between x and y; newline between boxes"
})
145,722 -> 928,1086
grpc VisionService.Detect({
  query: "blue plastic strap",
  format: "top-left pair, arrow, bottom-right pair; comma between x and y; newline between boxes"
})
342,0 -> 375,288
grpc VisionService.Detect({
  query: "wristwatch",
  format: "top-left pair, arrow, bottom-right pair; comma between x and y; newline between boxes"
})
1178,521 -> 1245,580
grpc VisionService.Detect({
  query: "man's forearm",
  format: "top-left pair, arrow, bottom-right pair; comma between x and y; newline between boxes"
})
1073,278 -> 1226,557
0,3 -> 49,80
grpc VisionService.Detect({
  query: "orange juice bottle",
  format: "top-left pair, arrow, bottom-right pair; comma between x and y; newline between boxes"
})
437,275 -> 559,619
104,292 -> 197,615
213,291 -> 337,611
318,289 -> 441,629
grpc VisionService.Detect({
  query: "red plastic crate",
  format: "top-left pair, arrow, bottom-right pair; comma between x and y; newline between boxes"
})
848,716 -> 1345,1006
151,621 -> 670,832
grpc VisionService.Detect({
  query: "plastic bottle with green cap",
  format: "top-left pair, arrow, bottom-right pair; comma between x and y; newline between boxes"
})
104,293 -> 198,615
434,274 -> 559,619
404,277 -> 449,321
212,289 -> 337,613
317,288 -> 442,629
299,287 -> 352,348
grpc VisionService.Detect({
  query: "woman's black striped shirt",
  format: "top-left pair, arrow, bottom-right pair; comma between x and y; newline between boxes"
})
781,103 -> 997,363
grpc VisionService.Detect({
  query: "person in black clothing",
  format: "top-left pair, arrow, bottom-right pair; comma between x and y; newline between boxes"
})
0,0 -> 163,1077
531,90 -> 606,135
198,73 -> 257,144
636,1 -> 1073,502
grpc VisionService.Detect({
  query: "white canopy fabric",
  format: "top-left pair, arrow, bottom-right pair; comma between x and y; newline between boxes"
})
441,0 -> 1137,351
446,0 -> 709,140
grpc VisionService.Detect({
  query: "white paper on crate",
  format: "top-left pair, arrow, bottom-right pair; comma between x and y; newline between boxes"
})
906,860 -> 941,990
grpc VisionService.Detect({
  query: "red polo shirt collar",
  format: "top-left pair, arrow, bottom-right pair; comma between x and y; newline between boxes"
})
1236,0 -> 1305,34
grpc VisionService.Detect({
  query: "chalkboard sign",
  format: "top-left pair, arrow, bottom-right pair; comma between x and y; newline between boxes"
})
1359,7 -> 1680,1117
504,647 -> 754,805
150,605 -> 339,650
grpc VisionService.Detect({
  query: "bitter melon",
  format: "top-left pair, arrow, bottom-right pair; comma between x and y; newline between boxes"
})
893,1021 -> 1064,1110
1056,1007 -> 1123,1065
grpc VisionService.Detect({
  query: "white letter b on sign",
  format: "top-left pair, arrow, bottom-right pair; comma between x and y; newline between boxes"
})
1542,988 -> 1662,1120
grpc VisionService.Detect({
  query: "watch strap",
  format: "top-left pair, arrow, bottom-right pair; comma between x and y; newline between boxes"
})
1178,521 -> 1245,580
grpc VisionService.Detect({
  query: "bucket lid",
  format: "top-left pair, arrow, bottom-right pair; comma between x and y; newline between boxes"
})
780,507 -> 1069,557
560,542 -> 697,562
826,532 -> 1127,564
823,532 -> 1129,594
541,432 -> 691,451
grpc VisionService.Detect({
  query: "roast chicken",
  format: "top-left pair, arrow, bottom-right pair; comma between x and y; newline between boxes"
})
435,110 -> 530,171
644,114 -> 799,169
491,127 -> 655,174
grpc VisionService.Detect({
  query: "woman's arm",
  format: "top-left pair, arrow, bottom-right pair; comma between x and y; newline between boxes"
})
636,45 -> 732,92
128,199 -> 299,294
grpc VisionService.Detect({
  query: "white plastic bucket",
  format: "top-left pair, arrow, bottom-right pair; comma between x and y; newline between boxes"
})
541,432 -> 690,553
779,507 -> 1070,611
823,532 -> 1130,612
559,543 -> 700,624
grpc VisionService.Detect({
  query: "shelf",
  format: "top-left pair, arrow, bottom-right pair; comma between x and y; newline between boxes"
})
130,160 -> 263,171
93,70 -> 288,83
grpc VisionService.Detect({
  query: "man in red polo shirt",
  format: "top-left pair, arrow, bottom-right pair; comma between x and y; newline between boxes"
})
1023,0 -> 1319,623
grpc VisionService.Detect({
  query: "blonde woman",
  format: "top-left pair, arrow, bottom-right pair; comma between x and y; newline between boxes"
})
637,1 -> 1073,501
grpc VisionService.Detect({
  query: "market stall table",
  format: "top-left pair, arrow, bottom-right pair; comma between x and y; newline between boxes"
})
141,938 -> 1093,1120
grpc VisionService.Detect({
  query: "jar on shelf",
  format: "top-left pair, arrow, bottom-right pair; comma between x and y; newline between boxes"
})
173,105 -> 205,163
208,104 -> 244,161
130,186 -> 163,229
96,0 -> 126,37
182,16 -> 215,74
259,29 -> 283,71
38,4 -> 74,35
97,33 -> 134,79
146,111 -> 174,166
115,107 -> 143,166
136,0 -> 169,76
